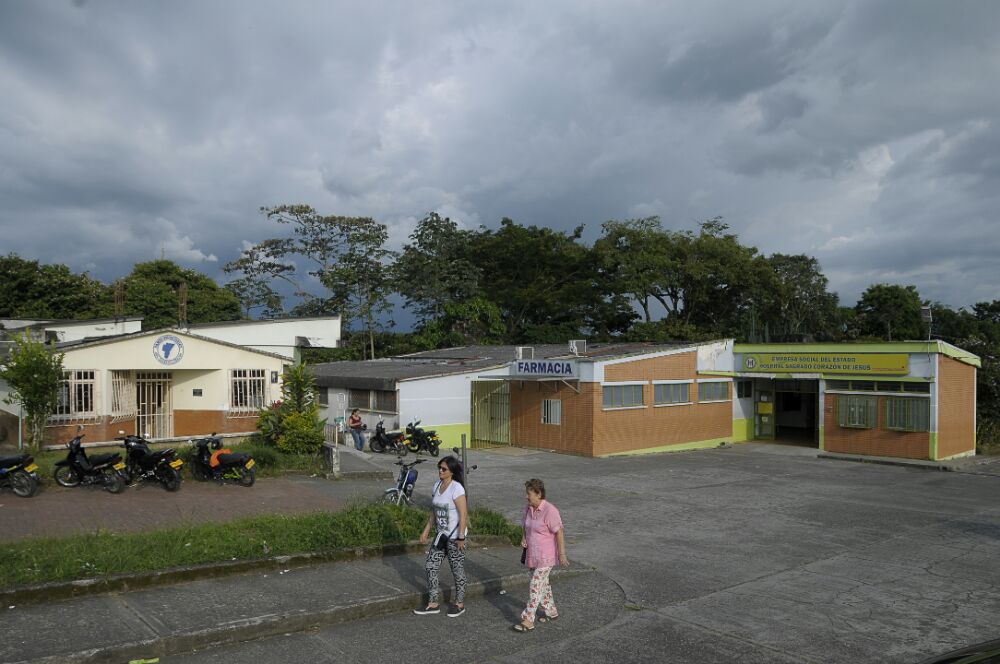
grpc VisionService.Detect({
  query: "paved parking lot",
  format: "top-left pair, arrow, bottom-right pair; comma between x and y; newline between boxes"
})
4,442 -> 1000,662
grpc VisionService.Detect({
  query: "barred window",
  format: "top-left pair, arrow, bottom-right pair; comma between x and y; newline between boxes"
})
886,397 -> 930,432
231,369 -> 267,415
837,395 -> 876,429
542,399 -> 561,425
654,383 -> 690,405
603,384 -> 644,409
736,380 -> 753,399
373,390 -> 397,412
110,370 -> 137,422
349,389 -> 369,410
55,370 -> 97,418
698,381 -> 729,402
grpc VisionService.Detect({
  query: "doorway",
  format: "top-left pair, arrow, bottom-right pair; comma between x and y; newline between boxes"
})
136,371 -> 173,439
772,379 -> 818,446
471,380 -> 510,448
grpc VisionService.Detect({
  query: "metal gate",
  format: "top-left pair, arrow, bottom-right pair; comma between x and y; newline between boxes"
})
471,380 -> 510,448
136,371 -> 173,439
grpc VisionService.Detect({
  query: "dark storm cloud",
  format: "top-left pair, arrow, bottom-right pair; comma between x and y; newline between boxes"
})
0,0 -> 997,313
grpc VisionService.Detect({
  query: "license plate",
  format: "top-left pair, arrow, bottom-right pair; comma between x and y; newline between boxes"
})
245,459 -> 256,469
169,459 -> 183,469
113,462 -> 125,470
24,463 -> 38,473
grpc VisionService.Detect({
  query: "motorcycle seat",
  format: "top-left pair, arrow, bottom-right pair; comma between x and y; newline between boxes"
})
215,452 -> 248,465
0,454 -> 30,468
89,453 -> 118,465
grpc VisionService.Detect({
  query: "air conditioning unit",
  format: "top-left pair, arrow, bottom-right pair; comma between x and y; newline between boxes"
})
568,339 -> 587,355
516,346 -> 534,360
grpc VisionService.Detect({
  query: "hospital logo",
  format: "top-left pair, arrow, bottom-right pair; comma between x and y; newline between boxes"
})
744,357 -> 756,369
153,334 -> 184,366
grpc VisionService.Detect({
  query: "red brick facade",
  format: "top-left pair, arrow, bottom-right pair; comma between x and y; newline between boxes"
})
936,356 -> 976,459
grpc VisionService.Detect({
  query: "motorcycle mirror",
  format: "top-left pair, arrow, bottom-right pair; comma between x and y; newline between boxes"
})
77,424 -> 85,431
118,430 -> 125,435
143,432 -> 151,437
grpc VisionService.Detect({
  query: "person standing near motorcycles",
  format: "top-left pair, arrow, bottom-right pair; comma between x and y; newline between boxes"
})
347,409 -> 364,451
413,456 -> 468,618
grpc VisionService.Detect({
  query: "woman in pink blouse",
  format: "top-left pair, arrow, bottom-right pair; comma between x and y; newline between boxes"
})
513,478 -> 568,632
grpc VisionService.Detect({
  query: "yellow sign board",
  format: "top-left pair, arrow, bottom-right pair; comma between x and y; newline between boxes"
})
742,353 -> 909,375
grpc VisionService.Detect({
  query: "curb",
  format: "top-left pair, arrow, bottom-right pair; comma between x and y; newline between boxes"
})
818,452 -> 956,471
0,536 -> 515,607
14,566 -> 592,664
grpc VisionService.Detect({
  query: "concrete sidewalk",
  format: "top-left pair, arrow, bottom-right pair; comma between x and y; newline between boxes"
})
1,545 -> 588,664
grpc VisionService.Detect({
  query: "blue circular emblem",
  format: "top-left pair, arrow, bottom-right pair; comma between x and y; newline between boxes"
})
153,334 -> 184,366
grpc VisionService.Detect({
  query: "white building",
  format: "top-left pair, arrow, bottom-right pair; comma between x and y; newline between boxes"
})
182,316 -> 340,361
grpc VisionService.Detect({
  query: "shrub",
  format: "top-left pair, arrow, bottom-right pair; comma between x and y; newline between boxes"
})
276,411 -> 325,454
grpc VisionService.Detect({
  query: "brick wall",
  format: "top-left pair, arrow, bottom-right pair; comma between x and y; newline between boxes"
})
508,350 -> 732,457
936,356 -> 976,459
40,410 -> 257,446
822,394 -> 929,459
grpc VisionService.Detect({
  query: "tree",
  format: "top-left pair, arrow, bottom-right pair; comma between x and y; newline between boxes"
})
754,254 -> 841,342
224,276 -> 283,319
257,362 -> 325,454
226,205 -> 395,358
593,217 -> 676,323
395,213 -> 480,323
855,284 -> 925,341
410,297 -> 506,349
119,260 -> 243,328
0,254 -> 109,319
0,332 -> 65,450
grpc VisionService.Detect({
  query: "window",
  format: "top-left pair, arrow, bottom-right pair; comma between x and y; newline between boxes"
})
231,369 -> 267,415
603,384 -> 644,409
110,370 -> 136,422
317,387 -> 328,406
886,397 -> 929,432
373,390 -> 397,412
736,380 -> 752,399
654,383 -> 690,405
349,389 -> 369,410
698,381 -> 729,402
55,370 -> 96,419
837,395 -> 876,428
542,399 -> 561,425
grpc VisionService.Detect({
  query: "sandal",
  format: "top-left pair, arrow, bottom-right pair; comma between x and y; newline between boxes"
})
512,620 -> 535,632
537,614 -> 559,623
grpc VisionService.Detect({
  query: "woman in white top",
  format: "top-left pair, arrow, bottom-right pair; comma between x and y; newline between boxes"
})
413,456 -> 469,618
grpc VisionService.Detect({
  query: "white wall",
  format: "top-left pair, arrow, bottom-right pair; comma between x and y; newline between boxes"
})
189,318 -> 341,359
398,366 -> 508,427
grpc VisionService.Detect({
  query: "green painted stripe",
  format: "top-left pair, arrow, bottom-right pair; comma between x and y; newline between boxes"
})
732,418 -> 752,442
929,431 -> 938,460
818,426 -> 824,451
419,423 -> 471,449
601,436 -> 734,457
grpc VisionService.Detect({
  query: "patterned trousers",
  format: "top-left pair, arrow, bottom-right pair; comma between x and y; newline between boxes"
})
521,566 -> 556,622
425,540 -> 467,604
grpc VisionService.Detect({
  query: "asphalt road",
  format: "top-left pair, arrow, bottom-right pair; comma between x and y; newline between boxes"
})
6,442 -> 1000,662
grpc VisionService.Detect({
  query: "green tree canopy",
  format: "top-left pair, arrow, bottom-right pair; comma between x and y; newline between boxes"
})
120,260 -> 243,328
855,284 -> 925,341
0,332 -> 65,450
0,254 -> 109,319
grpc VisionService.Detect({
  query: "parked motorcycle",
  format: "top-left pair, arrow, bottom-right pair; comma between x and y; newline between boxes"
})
116,432 -> 183,492
404,420 -> 441,457
54,432 -> 126,493
379,457 -> 426,506
369,417 -> 408,456
188,434 -> 256,486
0,453 -> 40,498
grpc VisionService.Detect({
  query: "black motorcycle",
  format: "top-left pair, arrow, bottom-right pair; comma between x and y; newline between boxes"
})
369,417 -> 408,456
188,434 -> 256,486
116,433 -> 183,491
54,433 -> 126,493
0,453 -> 40,498
404,420 -> 441,457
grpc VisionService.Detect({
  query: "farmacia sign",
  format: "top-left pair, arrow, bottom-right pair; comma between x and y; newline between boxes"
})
513,360 -> 577,378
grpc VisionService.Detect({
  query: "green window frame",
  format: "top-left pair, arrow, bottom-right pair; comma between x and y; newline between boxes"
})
654,383 -> 690,405
837,395 -> 876,429
886,397 -> 929,432
603,384 -> 644,409
697,381 -> 729,402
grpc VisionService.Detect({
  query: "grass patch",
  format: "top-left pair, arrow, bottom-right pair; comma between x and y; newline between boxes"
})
0,504 -> 522,588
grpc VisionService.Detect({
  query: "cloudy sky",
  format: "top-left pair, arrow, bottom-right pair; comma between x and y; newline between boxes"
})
1,0 -> 998,319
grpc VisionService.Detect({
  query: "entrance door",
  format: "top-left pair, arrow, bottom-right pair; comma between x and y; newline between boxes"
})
755,388 -> 775,440
136,371 -> 173,439
471,380 -> 510,448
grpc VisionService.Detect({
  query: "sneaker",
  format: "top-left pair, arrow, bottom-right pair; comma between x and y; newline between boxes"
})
413,605 -> 441,615
447,604 -> 466,618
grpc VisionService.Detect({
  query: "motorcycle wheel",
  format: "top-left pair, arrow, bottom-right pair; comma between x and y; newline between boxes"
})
11,471 -> 38,498
103,469 -> 126,494
379,489 -> 400,505
159,466 -> 182,492
429,444 -> 440,458
370,438 -> 386,453
236,466 -> 255,487
190,464 -> 210,481
54,466 -> 81,487
406,441 -> 421,453
394,444 -> 408,458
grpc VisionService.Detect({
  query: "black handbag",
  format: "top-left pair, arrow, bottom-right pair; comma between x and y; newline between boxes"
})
520,546 -> 527,565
